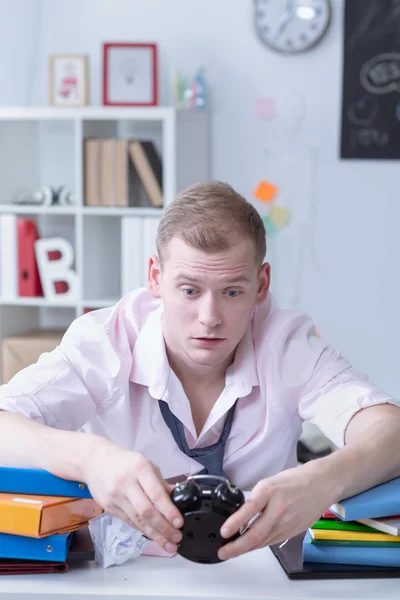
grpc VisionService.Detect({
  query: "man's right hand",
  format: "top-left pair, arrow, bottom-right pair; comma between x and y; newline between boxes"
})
83,437 -> 183,553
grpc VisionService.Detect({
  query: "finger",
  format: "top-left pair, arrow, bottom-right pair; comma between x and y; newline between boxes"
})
220,494 -> 266,539
153,465 -> 177,494
136,465 -> 184,528
114,494 -> 179,553
126,483 -> 182,547
106,501 -> 172,548
218,505 -> 277,560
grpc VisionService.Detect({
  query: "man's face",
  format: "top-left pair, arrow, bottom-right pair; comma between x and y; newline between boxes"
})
149,237 -> 270,370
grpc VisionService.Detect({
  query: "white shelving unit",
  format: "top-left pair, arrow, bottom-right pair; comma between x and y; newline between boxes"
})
0,106 -> 209,358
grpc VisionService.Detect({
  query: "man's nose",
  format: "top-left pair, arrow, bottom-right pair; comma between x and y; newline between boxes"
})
198,294 -> 222,328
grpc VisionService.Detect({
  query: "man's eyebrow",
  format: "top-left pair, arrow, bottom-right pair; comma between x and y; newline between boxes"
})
172,273 -> 252,284
172,273 -> 202,283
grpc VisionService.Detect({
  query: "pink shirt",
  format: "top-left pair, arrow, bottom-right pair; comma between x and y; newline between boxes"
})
0,289 -> 396,490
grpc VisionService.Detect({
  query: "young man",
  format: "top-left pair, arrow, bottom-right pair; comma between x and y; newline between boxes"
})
0,181 -> 399,561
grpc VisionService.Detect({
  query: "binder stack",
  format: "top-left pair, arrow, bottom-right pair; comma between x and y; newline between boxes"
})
303,477 -> 400,569
0,467 -> 101,574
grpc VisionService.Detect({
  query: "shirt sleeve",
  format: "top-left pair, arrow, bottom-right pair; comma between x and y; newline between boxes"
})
0,309 -> 124,431
295,316 -> 400,448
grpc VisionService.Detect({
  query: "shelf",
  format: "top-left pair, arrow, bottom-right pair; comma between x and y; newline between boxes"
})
0,205 -> 164,216
0,105 -> 209,384
0,205 -> 77,215
0,106 -> 175,121
82,206 -> 162,216
0,297 -> 120,309
0,297 -> 78,308
81,298 -> 119,308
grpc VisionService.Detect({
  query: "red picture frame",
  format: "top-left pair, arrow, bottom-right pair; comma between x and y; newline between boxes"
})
103,43 -> 158,107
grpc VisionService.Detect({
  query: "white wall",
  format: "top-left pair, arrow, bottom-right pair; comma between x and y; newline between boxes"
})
1,0 -> 400,398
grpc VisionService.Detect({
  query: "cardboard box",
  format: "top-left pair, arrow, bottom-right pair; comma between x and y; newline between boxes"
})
0,493 -> 102,538
1,329 -> 65,384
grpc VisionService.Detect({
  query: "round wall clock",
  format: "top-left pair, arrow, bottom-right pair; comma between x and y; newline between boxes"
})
254,0 -> 332,54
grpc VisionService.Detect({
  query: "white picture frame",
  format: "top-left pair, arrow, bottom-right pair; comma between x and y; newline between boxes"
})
49,54 -> 89,107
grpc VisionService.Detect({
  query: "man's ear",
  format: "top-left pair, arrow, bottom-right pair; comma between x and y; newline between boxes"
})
148,254 -> 161,298
254,262 -> 271,305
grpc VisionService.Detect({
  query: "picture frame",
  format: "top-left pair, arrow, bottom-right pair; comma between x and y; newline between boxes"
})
49,54 -> 89,107
102,43 -> 158,107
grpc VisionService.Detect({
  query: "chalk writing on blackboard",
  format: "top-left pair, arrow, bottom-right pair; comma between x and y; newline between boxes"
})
360,52 -> 400,95
341,1 -> 400,159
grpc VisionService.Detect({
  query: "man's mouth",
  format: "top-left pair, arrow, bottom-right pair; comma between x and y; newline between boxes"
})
193,337 -> 225,346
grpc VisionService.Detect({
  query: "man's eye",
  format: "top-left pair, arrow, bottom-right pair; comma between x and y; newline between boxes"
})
227,290 -> 240,297
183,289 -> 196,296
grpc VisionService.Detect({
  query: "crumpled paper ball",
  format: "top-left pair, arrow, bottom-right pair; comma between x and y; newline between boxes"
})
88,512 -> 149,568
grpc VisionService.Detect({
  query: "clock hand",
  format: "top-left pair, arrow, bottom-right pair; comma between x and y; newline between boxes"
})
274,0 -> 295,39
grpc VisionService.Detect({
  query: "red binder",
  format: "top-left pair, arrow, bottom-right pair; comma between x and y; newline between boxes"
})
17,219 -> 43,297
17,218 -> 43,297
0,559 -> 67,575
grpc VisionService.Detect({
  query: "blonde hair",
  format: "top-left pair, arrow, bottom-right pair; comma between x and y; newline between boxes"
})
156,181 -> 266,267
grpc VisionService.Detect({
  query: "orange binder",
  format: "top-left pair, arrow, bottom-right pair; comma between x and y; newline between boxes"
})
0,493 -> 102,538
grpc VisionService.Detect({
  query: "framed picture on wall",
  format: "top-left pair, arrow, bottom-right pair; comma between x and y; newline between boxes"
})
102,43 -> 158,106
48,54 -> 89,106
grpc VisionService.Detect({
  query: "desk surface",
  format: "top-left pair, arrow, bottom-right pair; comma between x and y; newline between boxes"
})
0,547 -> 397,600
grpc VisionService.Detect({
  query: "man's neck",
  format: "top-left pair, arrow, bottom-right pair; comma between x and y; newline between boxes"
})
165,347 -> 232,436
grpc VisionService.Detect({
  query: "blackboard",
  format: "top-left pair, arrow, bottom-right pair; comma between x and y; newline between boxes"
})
340,0 -> 400,159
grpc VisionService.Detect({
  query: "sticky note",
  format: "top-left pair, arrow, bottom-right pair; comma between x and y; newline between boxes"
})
262,215 -> 277,236
269,205 -> 290,229
256,97 -> 276,119
254,180 -> 278,204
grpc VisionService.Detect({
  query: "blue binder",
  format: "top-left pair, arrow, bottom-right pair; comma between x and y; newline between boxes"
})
0,531 -> 72,562
303,531 -> 400,567
0,467 -> 92,498
330,476 -> 400,521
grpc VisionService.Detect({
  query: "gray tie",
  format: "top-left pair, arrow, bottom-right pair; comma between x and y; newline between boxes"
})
158,400 -> 237,478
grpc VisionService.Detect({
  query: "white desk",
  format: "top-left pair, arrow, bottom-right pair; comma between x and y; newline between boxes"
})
0,548 -> 396,600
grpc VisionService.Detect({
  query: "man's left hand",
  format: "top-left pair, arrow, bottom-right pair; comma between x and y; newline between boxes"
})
218,464 -> 333,560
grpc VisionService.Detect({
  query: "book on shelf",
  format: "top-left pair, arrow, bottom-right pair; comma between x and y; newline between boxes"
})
128,146 -> 153,208
100,138 -> 114,207
121,215 -> 161,292
330,476 -> 400,521
128,140 -> 163,208
0,214 -> 17,298
121,216 -> 142,294
84,138 -> 101,206
17,218 -> 43,297
83,137 -> 163,208
115,138 -> 128,207
0,215 -> 52,300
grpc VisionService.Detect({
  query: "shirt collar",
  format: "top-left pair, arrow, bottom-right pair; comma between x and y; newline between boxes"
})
130,304 -> 170,399
130,304 -> 260,398
225,315 -> 259,395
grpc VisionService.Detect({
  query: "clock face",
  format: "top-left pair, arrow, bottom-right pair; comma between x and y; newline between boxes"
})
254,0 -> 332,54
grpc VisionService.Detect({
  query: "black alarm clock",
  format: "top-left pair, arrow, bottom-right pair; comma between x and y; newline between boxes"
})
170,474 -> 245,564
